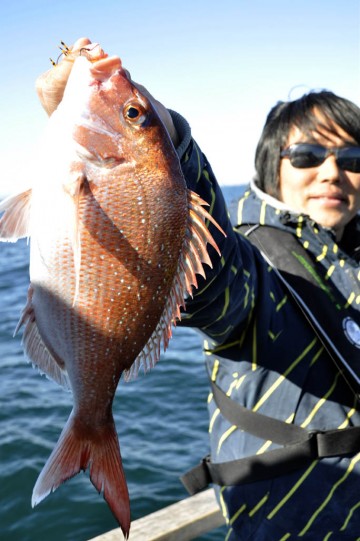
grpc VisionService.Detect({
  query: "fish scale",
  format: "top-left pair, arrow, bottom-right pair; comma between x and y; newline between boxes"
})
0,44 -> 225,539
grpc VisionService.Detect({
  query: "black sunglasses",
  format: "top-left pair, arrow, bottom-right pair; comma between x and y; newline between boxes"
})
280,143 -> 360,173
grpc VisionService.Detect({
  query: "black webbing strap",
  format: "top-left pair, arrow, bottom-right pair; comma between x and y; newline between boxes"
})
238,225 -> 360,396
181,381 -> 360,495
210,378 -> 305,445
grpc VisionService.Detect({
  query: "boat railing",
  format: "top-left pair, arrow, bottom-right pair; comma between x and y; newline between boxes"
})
88,488 -> 225,541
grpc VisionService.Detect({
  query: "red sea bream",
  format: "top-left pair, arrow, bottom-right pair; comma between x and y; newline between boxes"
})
0,43 -> 224,537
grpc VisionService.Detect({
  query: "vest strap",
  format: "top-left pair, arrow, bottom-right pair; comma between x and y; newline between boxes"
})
239,225 -> 360,395
181,381 -> 360,495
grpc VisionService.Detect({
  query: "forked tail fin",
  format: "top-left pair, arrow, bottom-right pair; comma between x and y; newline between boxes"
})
32,411 -> 131,538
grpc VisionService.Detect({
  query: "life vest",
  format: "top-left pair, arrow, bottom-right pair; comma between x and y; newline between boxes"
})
181,225 -> 360,495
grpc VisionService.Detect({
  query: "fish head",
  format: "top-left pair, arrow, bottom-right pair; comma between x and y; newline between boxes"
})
63,54 -> 175,174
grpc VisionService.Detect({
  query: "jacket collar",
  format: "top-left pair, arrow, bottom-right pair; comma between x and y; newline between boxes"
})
234,180 -> 360,264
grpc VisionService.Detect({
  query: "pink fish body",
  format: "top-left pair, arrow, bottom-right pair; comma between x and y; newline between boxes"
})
0,45 -> 224,538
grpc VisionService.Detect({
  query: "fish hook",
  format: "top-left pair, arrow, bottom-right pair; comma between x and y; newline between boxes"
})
79,42 -> 101,61
49,40 -> 71,66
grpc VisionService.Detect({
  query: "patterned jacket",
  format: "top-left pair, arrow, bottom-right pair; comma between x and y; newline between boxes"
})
171,111 -> 360,540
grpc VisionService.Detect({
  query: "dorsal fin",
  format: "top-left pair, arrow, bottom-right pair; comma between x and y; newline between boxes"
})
125,188 -> 225,380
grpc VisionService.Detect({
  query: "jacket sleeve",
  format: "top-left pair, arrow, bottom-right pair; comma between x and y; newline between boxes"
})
170,111 -> 259,345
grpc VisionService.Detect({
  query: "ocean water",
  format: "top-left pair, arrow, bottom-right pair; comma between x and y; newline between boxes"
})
0,185 -> 244,541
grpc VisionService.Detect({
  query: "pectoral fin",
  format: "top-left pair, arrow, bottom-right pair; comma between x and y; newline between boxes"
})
0,189 -> 32,241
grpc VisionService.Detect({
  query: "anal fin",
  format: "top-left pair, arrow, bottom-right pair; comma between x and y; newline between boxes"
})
16,286 -> 70,390
22,319 -> 71,390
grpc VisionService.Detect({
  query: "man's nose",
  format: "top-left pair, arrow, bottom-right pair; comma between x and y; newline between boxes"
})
317,154 -> 342,182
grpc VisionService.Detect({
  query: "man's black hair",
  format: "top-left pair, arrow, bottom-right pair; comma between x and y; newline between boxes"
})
254,90 -> 360,196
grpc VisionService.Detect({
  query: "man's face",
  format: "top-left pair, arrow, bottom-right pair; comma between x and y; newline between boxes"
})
278,117 -> 360,240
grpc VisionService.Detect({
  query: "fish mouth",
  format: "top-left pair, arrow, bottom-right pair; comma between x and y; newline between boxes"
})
75,143 -> 126,168
90,56 -> 122,81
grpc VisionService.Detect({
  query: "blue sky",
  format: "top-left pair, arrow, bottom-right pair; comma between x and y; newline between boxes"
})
0,0 -> 359,194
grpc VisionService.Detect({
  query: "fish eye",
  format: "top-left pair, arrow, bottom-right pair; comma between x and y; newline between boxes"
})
123,103 -> 147,126
126,107 -> 140,119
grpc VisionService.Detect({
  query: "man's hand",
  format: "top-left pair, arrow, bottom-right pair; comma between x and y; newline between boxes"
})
36,38 -> 95,116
